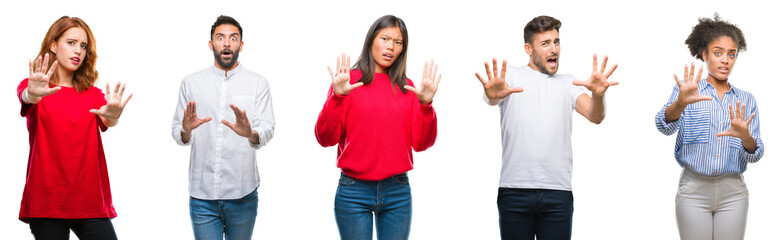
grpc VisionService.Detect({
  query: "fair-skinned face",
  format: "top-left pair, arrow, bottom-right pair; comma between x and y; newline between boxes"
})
371,26 -> 403,73
50,27 -> 88,75
525,29 -> 560,75
702,36 -> 737,82
209,24 -> 243,71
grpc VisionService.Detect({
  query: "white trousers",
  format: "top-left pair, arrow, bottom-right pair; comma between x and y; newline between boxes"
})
676,167 -> 749,240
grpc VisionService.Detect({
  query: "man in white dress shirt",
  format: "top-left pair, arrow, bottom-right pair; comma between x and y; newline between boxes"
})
171,15 -> 275,240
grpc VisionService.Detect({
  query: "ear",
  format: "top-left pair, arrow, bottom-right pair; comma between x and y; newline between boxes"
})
50,41 -> 57,53
209,41 -> 213,52
524,42 -> 532,56
238,41 -> 244,53
701,50 -> 707,62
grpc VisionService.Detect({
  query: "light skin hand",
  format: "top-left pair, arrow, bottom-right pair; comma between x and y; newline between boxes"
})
221,104 -> 260,145
25,53 -> 61,103
664,63 -> 713,122
328,53 -> 364,96
475,58 -> 524,106
572,54 -> 619,96
717,101 -> 757,153
404,60 -> 442,105
89,82 -> 133,127
181,101 -> 212,143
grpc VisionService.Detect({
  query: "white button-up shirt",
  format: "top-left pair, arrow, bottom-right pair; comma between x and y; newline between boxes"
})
172,63 -> 275,200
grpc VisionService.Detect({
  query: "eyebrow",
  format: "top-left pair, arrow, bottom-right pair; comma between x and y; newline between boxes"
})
381,34 -> 402,41
712,46 -> 737,51
214,33 -> 240,37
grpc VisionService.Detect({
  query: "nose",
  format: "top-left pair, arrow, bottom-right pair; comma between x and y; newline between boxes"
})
223,39 -> 231,48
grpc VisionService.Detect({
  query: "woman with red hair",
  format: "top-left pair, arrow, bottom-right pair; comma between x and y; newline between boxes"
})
16,16 -> 132,240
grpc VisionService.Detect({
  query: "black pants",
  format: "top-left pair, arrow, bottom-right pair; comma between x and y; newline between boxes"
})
497,188 -> 574,240
28,218 -> 117,240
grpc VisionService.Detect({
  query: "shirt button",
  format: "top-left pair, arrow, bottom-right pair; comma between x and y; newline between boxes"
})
718,138 -> 722,141
716,154 -> 720,157
719,121 -> 723,124
714,171 -> 718,175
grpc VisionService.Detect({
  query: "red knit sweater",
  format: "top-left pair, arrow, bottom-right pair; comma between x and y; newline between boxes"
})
315,70 -> 437,181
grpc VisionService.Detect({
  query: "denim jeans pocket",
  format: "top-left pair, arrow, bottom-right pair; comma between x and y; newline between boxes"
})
339,174 -> 356,186
394,173 -> 409,184
240,189 -> 259,202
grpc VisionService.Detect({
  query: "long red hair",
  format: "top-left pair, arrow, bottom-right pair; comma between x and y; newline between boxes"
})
37,16 -> 98,92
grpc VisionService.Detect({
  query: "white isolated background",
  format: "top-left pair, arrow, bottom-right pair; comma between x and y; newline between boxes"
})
1,0 -> 781,239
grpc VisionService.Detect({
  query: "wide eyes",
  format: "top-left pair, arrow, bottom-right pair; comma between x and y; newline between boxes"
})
217,36 -> 238,41
713,51 -> 737,59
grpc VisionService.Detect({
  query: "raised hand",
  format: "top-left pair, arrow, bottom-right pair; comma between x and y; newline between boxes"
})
89,82 -> 133,122
475,58 -> 523,102
717,101 -> 755,139
222,104 -> 254,139
404,60 -> 442,105
26,54 -> 61,102
674,63 -> 712,105
572,54 -> 619,96
328,53 -> 363,96
181,101 -> 212,133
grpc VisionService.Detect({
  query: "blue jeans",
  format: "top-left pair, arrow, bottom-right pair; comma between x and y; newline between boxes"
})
497,188 -> 574,240
334,173 -> 412,240
190,189 -> 258,240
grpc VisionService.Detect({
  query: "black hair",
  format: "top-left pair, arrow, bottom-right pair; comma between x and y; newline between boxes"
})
353,15 -> 409,93
685,13 -> 746,61
524,15 -> 561,45
211,15 -> 243,40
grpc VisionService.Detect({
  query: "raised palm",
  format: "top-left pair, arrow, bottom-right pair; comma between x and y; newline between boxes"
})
674,63 -> 712,105
572,54 -> 619,96
404,60 -> 442,105
27,54 -> 61,100
717,101 -> 754,139
89,82 -> 133,121
328,53 -> 363,96
475,58 -> 523,100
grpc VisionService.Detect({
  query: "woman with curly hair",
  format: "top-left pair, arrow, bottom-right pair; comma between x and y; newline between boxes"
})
654,14 -> 763,239
17,16 -> 132,240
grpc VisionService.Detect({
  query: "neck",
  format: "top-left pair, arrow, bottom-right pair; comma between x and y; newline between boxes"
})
55,65 -> 74,87
707,74 -> 730,92
374,63 -> 388,74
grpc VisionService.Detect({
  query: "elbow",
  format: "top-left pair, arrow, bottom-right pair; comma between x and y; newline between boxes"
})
589,114 -> 605,125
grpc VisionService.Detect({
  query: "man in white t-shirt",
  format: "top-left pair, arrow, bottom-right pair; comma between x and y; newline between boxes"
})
475,15 -> 618,240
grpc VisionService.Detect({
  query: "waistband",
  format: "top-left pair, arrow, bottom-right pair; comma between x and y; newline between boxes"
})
681,166 -> 742,183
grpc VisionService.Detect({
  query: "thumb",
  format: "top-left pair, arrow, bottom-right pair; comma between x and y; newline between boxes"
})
510,87 -> 524,93
49,86 -> 61,94
572,80 -> 584,86
89,109 -> 101,115
403,85 -> 417,93
202,117 -> 213,122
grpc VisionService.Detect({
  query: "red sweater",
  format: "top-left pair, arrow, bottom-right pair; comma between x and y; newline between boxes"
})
17,79 -> 116,222
315,70 -> 437,181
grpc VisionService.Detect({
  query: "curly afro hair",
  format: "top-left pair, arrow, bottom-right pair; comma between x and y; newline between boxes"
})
685,13 -> 746,61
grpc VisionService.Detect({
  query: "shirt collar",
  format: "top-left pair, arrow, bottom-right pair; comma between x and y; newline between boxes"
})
211,62 -> 242,79
700,78 -> 736,95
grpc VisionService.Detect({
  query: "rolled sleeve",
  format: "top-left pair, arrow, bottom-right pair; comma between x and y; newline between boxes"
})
172,77 -> 192,146
655,86 -> 681,136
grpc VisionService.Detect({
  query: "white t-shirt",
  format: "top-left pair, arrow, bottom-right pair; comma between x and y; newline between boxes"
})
493,65 -> 586,191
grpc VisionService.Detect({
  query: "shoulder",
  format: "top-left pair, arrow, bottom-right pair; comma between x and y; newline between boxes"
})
732,85 -> 757,103
183,67 -> 211,82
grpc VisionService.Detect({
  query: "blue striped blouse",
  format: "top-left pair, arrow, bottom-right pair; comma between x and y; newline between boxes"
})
655,79 -> 764,176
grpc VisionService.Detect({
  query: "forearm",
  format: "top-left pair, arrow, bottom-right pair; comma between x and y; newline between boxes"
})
740,134 -> 757,153
248,130 -> 260,145
181,129 -> 192,144
21,88 -> 43,104
664,100 -> 687,123
586,93 -> 606,124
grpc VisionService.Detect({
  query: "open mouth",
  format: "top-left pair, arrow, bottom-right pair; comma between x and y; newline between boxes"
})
221,49 -> 233,58
546,55 -> 558,68
70,57 -> 80,65
718,66 -> 730,73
